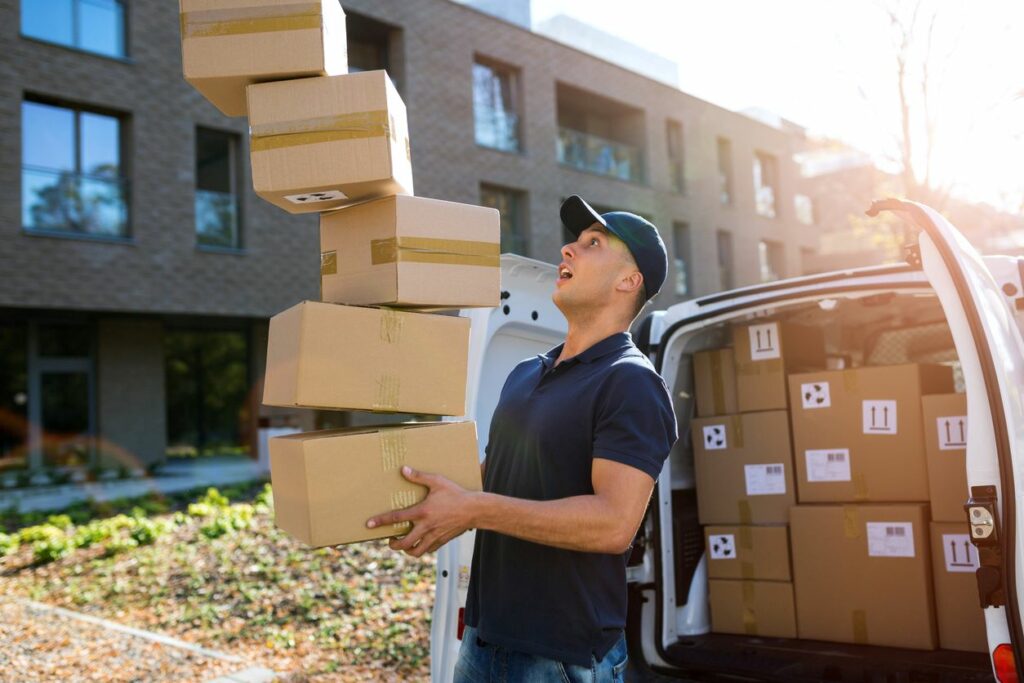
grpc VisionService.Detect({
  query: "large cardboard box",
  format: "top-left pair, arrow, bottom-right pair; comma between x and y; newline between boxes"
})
708,580 -> 797,638
692,411 -> 796,525
269,421 -> 482,546
179,0 -> 347,117
923,394 -> 969,522
731,321 -> 825,413
790,504 -> 937,649
247,71 -> 413,214
262,301 -> 469,416
693,349 -> 738,417
930,522 -> 987,652
788,364 -> 954,503
320,195 -> 501,309
704,525 -> 791,581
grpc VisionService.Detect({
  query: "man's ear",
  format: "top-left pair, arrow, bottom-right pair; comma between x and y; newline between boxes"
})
617,269 -> 644,295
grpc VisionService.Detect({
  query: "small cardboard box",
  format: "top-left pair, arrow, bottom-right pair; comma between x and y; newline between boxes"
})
731,321 -> 825,413
247,71 -> 413,214
262,301 -> 469,416
693,348 -> 738,417
320,195 -> 501,309
790,504 -> 937,650
179,0 -> 347,117
923,394 -> 969,522
788,364 -> 954,503
269,420 -> 482,546
930,522 -> 987,652
705,525 -> 791,581
708,580 -> 797,638
692,411 -> 796,525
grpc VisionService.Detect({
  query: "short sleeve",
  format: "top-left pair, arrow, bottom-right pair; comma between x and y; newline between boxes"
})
592,361 -> 678,480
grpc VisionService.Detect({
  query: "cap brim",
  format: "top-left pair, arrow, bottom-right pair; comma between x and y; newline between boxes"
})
560,195 -> 607,237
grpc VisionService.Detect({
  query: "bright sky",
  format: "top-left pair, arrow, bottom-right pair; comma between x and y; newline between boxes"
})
531,0 -> 1024,212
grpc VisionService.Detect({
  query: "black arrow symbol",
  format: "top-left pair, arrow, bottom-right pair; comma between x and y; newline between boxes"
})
958,419 -> 965,443
883,405 -> 889,427
765,328 -> 773,349
945,420 -> 952,445
950,538 -> 958,563
964,541 -> 972,564
871,405 -> 877,427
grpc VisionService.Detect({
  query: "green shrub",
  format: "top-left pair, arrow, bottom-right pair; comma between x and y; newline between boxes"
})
0,533 -> 19,557
33,537 -> 71,564
254,483 -> 274,509
199,517 -> 232,539
19,524 -> 63,544
199,487 -> 230,508
46,514 -> 73,529
72,523 -> 113,549
129,519 -> 161,546
103,537 -> 138,557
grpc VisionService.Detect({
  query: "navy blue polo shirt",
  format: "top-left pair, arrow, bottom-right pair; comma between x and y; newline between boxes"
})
463,332 -> 677,666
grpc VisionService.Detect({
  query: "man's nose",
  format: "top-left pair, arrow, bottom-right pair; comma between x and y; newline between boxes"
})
561,243 -> 575,260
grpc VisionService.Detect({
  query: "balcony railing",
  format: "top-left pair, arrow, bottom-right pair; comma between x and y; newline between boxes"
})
196,190 -> 240,249
22,166 -> 128,237
556,127 -> 643,183
474,104 -> 520,153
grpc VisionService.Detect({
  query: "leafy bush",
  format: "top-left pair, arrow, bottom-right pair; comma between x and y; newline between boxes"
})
33,537 -> 71,564
72,523 -> 113,549
46,514 -> 73,529
103,537 -> 138,557
18,525 -> 63,544
0,532 -> 19,557
129,519 -> 161,546
199,487 -> 230,508
199,517 -> 232,540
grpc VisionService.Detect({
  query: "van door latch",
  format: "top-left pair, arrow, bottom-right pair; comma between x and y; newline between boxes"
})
964,485 -> 1005,608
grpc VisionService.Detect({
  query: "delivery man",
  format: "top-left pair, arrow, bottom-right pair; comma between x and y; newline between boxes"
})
366,195 -> 678,682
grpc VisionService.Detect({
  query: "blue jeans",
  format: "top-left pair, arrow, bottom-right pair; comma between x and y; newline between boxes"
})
453,625 -> 629,683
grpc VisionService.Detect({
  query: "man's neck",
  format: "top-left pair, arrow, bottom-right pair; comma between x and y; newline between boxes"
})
556,313 -> 629,365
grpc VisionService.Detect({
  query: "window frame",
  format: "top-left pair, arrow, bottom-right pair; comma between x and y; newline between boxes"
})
472,55 -> 523,154
716,228 -> 734,291
672,221 -> 692,297
717,136 -> 733,206
19,0 -> 130,61
194,126 -> 244,252
753,151 -> 780,219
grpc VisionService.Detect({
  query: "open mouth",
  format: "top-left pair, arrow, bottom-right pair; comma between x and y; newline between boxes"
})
558,265 -> 573,280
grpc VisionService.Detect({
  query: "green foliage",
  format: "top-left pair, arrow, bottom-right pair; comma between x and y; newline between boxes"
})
33,537 -> 71,564
18,524 -> 63,544
46,514 -> 73,530
199,487 -> 230,508
0,532 -> 19,557
103,537 -> 139,557
129,519 -> 161,546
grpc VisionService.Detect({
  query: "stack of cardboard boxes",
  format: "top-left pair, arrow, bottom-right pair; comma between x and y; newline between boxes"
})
692,319 -> 987,652
179,1 -> 499,547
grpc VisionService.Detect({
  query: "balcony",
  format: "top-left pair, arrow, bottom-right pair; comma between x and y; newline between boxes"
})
22,166 -> 128,237
557,127 -> 643,183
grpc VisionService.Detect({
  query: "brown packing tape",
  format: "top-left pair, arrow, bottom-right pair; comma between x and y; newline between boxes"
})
379,310 -> 403,344
250,110 -> 391,152
740,561 -> 755,580
370,237 -> 500,268
852,472 -> 869,501
320,251 -> 337,276
738,500 -> 753,525
373,374 -> 401,411
843,506 -> 861,539
388,489 -> 416,531
710,352 -> 725,415
738,526 -> 754,550
181,3 -> 323,39
379,430 -> 407,472
742,582 -> 758,635
732,416 -> 745,449
852,609 -> 868,644
735,358 -> 784,376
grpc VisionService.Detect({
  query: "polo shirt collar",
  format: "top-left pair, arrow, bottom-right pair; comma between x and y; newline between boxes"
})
539,332 -> 634,369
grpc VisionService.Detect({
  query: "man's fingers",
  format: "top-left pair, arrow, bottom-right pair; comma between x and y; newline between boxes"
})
425,531 -> 461,554
366,504 -> 422,530
390,524 -> 430,552
400,465 -> 439,487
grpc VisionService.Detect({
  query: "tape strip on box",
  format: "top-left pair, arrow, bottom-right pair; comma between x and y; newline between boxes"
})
373,374 -> 401,411
181,4 -> 323,39
388,490 -> 416,531
320,251 -> 338,275
379,430 -> 407,472
843,506 -> 861,539
742,582 -> 758,635
738,500 -> 753,525
250,110 -> 392,152
370,237 -> 500,268
378,310 -> 403,344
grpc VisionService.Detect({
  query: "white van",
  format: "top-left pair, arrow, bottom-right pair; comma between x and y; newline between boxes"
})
430,199 -> 1024,682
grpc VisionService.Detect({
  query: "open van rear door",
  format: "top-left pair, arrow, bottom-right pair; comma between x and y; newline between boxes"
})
869,198 -> 1024,678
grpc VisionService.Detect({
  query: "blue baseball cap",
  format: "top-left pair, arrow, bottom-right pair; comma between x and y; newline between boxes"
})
559,195 -> 668,300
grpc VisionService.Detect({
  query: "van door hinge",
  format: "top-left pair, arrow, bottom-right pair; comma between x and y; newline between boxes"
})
965,485 -> 1006,608
904,243 -> 922,268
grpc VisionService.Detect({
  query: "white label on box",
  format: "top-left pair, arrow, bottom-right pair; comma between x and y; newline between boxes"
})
284,189 -> 348,205
800,381 -> 831,409
708,534 -> 736,560
703,424 -> 728,450
744,463 -> 787,496
747,323 -> 781,361
942,534 -> 979,572
866,522 -> 915,558
862,400 -> 898,435
805,449 -> 852,482
937,415 -> 968,450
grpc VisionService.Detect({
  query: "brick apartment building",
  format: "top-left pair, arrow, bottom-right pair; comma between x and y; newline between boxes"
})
0,0 -> 817,480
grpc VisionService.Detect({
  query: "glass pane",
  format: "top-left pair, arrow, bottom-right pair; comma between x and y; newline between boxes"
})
196,191 -> 239,248
80,112 -> 120,178
38,324 -> 91,357
196,129 -> 233,193
23,101 -> 75,172
0,324 -> 29,470
41,371 -> 91,468
22,168 -> 76,231
21,0 -> 73,46
79,176 -> 127,236
78,0 -> 125,57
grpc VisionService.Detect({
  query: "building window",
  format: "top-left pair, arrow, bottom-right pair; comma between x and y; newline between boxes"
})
556,83 -> 645,184
473,58 -> 521,153
0,323 -> 28,473
21,0 -> 126,58
794,194 -> 815,225
480,184 -> 527,255
35,322 -> 95,470
758,240 -> 785,282
754,151 -> 779,218
717,137 -> 733,205
716,229 -> 734,291
672,222 -> 692,297
196,128 -> 241,249
666,119 -> 685,193
22,99 -> 128,238
346,11 -> 402,91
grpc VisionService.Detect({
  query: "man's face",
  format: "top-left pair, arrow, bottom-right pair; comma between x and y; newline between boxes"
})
553,223 -> 636,312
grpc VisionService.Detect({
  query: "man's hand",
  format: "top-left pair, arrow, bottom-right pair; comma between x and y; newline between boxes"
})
366,466 -> 478,558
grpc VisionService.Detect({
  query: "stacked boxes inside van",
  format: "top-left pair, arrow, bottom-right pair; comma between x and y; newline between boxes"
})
692,317 -> 986,652
179,0 -> 500,547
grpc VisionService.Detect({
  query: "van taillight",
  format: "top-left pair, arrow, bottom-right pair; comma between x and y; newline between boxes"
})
994,643 -> 1018,683
457,607 -> 466,640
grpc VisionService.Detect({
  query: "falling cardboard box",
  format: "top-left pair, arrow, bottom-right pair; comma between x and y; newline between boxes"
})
731,321 -> 825,413
691,411 -> 796,525
262,301 -> 469,416
704,525 -> 791,581
788,364 -> 954,503
708,580 -> 797,638
922,393 -> 970,522
269,420 -> 482,546
692,348 -> 738,417
790,503 -> 937,650
929,521 -> 987,652
320,195 -> 501,309
179,0 -> 347,117
247,70 -> 413,214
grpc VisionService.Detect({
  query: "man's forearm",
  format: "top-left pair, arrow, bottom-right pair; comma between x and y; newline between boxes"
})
467,491 -> 633,554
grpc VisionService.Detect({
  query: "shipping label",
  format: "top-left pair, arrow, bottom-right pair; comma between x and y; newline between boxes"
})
937,415 -> 967,450
942,534 -> 979,572
744,463 -> 786,496
703,424 -> 728,450
800,381 -> 831,409
747,323 -> 781,361
284,189 -> 348,205
862,400 -> 898,435
805,449 -> 851,482
708,534 -> 736,560
866,522 -> 915,557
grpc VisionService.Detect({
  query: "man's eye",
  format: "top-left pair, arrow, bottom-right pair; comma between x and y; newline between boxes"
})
590,238 -> 599,246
